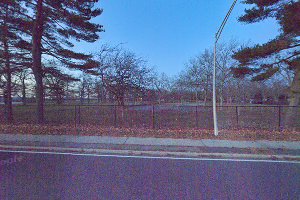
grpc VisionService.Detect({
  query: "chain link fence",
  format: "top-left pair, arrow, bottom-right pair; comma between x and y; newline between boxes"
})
0,104 -> 299,131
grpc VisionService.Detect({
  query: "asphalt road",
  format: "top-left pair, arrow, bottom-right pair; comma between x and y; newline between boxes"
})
0,151 -> 299,200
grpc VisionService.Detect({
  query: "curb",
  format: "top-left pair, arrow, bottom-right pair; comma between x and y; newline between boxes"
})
1,144 -> 299,162
1,134 -> 300,150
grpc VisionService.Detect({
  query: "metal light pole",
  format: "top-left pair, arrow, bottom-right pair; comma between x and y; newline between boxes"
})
213,37 -> 218,136
213,0 -> 238,136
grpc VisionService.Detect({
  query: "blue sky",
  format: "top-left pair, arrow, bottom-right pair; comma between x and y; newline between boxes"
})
75,0 -> 280,76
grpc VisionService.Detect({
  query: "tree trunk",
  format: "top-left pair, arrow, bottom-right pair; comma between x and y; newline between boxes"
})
158,93 -> 161,104
80,89 -> 84,105
22,77 -> 26,105
285,68 -> 300,130
102,88 -> 106,103
4,70 -> 13,123
219,82 -> 224,106
97,92 -> 100,103
219,96 -> 223,106
289,68 -> 300,106
229,96 -> 232,105
87,90 -> 90,104
117,96 -> 125,106
204,89 -> 207,106
65,81 -> 69,103
204,75 -> 209,106
3,5 -> 13,123
32,0 -> 44,123
97,86 -> 100,103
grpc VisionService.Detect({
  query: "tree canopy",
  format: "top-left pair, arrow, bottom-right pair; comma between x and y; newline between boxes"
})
232,0 -> 300,106
93,46 -> 154,106
232,0 -> 299,80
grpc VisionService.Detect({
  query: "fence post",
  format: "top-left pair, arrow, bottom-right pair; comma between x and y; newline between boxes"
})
278,106 -> 281,131
195,106 -> 198,128
236,106 -> 239,128
114,105 -> 117,128
152,105 -> 155,129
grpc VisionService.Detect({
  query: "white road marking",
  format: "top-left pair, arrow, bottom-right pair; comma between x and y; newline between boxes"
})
0,149 -> 299,164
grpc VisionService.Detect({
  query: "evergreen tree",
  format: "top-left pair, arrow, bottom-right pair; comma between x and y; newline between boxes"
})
0,0 -> 32,122
232,0 -> 300,106
26,0 -> 103,123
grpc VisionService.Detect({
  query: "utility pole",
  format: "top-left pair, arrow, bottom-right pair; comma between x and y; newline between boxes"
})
213,0 -> 238,136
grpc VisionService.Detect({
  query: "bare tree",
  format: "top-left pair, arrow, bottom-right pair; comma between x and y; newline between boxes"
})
152,72 -> 173,104
94,78 -> 106,103
93,46 -> 153,106
216,41 -> 239,105
177,49 -> 213,105
78,74 -> 95,104
44,62 -> 79,104
178,41 -> 240,105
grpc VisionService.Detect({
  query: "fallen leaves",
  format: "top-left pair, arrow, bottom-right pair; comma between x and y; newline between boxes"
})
0,124 -> 299,141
